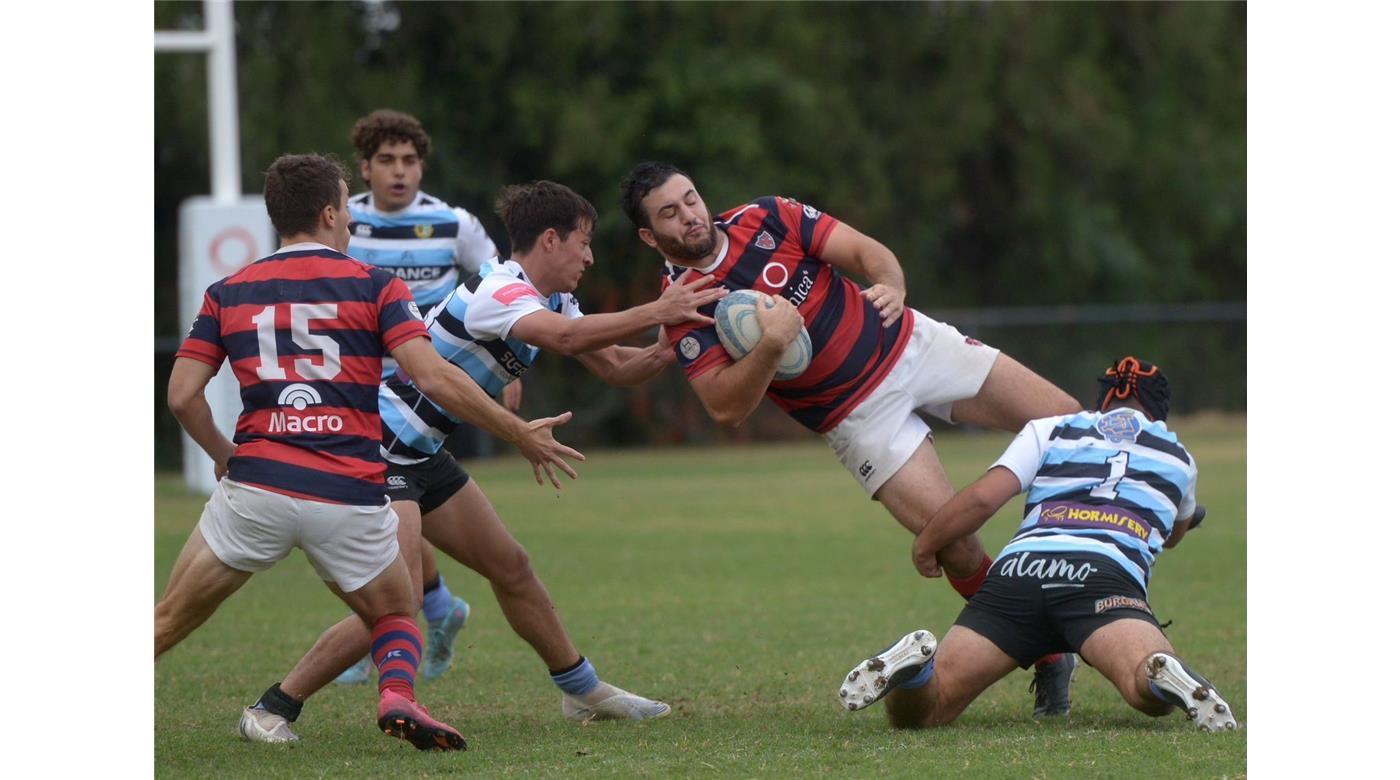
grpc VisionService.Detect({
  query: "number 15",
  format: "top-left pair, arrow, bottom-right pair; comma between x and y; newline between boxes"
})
251,303 -> 342,380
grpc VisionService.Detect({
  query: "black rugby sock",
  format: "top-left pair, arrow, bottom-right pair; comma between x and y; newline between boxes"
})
253,683 -> 303,722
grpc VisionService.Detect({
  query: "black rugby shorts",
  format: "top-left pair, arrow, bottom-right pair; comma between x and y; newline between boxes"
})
384,449 -> 470,514
953,551 -> 1158,668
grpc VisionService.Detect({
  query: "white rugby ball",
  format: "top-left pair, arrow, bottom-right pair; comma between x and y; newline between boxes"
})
714,290 -> 813,381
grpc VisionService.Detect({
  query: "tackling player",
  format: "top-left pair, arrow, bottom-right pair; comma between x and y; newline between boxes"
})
837,358 -> 1236,732
339,109 -> 505,683
156,154 -> 582,751
238,180 -> 724,742
621,162 -> 1083,715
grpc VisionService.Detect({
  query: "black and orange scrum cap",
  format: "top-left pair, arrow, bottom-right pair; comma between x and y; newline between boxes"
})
1094,356 -> 1171,421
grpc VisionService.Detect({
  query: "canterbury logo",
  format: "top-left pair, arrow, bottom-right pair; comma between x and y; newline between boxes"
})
277,383 -> 322,410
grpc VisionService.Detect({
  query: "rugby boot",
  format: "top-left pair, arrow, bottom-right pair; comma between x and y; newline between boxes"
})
376,690 -> 467,751
422,597 -> 470,681
334,655 -> 373,685
562,681 -> 672,722
238,706 -> 299,743
837,629 -> 938,712
1030,654 -> 1077,716
1146,653 -> 1237,732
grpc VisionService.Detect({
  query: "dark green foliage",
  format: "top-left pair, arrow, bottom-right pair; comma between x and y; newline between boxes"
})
155,1 -> 1245,449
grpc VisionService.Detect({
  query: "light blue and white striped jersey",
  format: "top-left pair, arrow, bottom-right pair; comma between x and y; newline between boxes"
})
379,259 -> 583,464
347,190 -> 499,309
989,408 -> 1197,592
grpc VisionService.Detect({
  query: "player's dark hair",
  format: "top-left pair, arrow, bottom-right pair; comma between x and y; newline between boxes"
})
351,109 -> 433,162
262,153 -> 348,238
494,180 -> 598,254
620,161 -> 689,229
1095,356 -> 1171,421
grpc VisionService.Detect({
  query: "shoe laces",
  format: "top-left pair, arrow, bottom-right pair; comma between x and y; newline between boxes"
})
1028,664 -> 1058,698
427,628 -> 452,660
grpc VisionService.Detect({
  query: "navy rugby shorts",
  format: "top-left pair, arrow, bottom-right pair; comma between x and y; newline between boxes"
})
384,449 -> 470,514
953,551 -> 1159,668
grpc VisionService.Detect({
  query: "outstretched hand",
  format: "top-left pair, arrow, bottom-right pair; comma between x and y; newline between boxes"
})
862,284 -> 905,328
514,411 -> 586,488
656,273 -> 728,326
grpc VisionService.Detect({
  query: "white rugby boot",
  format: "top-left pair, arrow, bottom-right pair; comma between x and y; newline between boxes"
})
562,681 -> 671,722
238,706 -> 300,743
1146,652 -> 1237,732
838,629 -> 937,711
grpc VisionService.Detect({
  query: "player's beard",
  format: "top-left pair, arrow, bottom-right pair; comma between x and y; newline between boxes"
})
657,223 -> 719,264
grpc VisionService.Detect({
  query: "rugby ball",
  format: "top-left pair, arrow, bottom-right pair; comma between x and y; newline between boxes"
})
714,290 -> 813,381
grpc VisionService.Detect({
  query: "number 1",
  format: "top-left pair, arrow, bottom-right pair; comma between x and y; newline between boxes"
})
1091,451 -> 1130,500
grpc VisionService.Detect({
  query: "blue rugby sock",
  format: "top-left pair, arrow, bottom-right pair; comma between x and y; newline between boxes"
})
550,656 -> 600,696
421,575 -> 454,623
898,659 -> 934,690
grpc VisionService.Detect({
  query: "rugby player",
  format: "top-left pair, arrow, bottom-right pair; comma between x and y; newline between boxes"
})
621,162 -> 1083,715
156,154 -> 583,750
339,109 -> 506,683
239,180 -> 722,742
837,358 -> 1236,732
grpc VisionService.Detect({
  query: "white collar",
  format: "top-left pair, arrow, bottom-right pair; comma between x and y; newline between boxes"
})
277,241 -> 337,254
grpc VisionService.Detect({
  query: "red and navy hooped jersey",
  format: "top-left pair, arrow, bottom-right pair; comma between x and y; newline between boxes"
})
662,197 -> 913,433
175,243 -> 429,505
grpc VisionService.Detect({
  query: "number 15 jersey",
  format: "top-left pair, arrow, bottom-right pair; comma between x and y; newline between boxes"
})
175,242 -> 429,505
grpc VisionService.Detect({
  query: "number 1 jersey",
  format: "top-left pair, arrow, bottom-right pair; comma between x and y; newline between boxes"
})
175,243 -> 429,505
989,408 -> 1198,592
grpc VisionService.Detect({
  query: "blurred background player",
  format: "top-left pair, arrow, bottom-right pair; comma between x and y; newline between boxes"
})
157,153 -> 582,750
838,358 -> 1235,732
241,180 -> 724,741
339,109 -> 505,684
621,161 -> 1082,715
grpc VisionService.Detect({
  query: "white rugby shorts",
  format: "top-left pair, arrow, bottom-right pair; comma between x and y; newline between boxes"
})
197,478 -> 400,592
822,310 -> 1000,497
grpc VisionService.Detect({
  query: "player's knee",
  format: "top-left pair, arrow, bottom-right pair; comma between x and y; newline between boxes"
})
488,544 -> 536,590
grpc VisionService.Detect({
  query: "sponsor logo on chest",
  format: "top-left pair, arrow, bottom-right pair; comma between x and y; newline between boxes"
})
392,266 -> 446,282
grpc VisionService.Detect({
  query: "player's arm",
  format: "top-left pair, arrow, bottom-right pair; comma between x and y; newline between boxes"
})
574,335 -> 676,387
911,467 -> 1022,578
390,336 -> 583,488
687,295 -> 803,427
167,357 -> 235,479
1163,506 -> 1204,549
510,273 -> 725,356
1163,462 -> 1202,549
818,223 -> 907,328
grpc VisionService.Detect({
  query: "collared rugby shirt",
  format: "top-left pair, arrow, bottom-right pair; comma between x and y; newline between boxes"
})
176,242 -> 428,505
989,408 -> 1199,591
663,196 -> 913,433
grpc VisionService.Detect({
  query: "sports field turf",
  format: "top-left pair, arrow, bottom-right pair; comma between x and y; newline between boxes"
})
155,414 -> 1246,777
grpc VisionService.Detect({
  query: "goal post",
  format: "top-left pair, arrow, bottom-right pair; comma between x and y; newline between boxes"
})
158,0 -> 274,493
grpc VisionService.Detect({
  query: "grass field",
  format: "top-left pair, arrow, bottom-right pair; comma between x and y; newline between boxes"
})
155,414 -> 1246,778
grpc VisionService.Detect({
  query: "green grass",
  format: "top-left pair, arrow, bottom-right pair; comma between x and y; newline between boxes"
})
155,415 -> 1246,778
